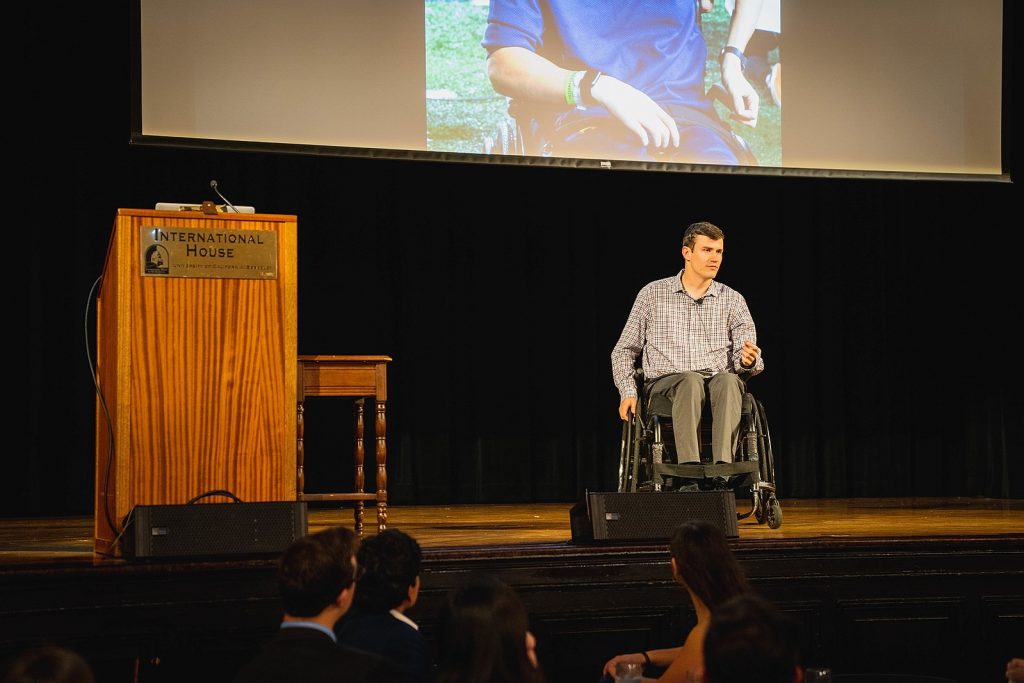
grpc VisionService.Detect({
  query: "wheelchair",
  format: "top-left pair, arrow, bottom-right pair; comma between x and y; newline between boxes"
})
618,368 -> 782,529
481,95 -> 758,166
481,99 -> 557,157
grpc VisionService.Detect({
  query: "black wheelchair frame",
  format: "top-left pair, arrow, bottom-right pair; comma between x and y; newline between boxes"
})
618,369 -> 783,529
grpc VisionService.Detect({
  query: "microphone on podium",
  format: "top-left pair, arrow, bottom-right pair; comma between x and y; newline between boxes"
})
210,179 -> 240,213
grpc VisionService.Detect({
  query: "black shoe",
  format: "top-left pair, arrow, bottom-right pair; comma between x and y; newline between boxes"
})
697,476 -> 729,492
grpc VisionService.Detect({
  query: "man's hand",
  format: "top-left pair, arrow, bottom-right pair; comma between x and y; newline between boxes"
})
740,340 -> 760,368
1007,657 -> 1024,682
619,397 -> 637,421
590,75 -> 680,149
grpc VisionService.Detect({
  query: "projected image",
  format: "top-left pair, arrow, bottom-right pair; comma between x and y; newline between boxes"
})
425,0 -> 781,168
136,0 -> 1000,177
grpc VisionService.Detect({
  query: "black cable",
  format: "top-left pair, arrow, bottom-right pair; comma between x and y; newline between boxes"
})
109,507 -> 136,555
186,490 -> 243,504
691,293 -> 716,367
85,274 -> 119,552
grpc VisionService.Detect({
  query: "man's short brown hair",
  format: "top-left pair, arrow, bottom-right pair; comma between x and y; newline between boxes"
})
683,221 -> 724,250
278,526 -> 359,618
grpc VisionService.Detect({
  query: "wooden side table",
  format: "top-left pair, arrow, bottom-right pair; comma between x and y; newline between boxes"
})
297,355 -> 391,535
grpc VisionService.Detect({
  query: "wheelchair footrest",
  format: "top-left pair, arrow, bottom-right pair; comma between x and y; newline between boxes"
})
653,461 -> 759,479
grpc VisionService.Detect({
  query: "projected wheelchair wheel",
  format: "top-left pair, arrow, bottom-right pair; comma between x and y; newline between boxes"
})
482,118 -> 519,156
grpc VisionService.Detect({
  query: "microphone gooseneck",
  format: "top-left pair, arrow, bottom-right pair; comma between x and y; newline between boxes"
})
209,179 -> 239,213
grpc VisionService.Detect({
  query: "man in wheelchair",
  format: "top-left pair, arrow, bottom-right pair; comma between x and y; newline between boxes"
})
481,0 -> 763,165
611,221 -> 763,487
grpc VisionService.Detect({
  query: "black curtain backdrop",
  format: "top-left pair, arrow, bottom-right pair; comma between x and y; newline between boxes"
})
17,3 -> 1021,517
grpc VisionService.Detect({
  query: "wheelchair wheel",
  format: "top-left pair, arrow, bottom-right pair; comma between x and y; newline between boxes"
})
618,413 -> 635,492
753,489 -> 767,524
733,482 -> 756,520
754,399 -> 776,486
482,119 -> 520,156
618,408 -> 649,492
766,495 -> 783,529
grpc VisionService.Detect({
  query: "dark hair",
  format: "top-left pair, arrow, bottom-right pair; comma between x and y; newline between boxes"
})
351,528 -> 422,614
434,575 -> 543,683
703,593 -> 800,683
278,526 -> 359,618
683,221 -> 724,250
1,645 -> 95,683
669,520 -> 751,610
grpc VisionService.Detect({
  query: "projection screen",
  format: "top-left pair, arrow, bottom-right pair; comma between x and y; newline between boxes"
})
133,0 -> 1007,180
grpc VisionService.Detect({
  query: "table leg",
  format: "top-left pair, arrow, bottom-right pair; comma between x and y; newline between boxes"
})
296,401 -> 305,497
353,398 -> 365,536
375,400 -> 388,532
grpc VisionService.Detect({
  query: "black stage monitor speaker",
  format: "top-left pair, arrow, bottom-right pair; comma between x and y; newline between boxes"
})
121,501 -> 308,560
570,490 -> 738,542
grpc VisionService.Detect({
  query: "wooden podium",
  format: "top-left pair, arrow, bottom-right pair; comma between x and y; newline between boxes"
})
93,208 -> 298,554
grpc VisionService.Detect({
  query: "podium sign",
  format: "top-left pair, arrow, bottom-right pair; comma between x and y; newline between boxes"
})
94,209 -> 298,555
139,225 -> 279,279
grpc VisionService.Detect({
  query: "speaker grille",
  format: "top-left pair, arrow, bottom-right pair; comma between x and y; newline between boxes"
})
582,491 -> 738,541
125,501 -> 308,559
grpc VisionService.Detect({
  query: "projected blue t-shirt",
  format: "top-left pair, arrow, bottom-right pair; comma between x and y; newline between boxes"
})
480,0 -> 749,164
481,0 -> 712,115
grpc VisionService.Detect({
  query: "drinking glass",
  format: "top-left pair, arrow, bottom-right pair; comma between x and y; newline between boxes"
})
614,661 -> 643,683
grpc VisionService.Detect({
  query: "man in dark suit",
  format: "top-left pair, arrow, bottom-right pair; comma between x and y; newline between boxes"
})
336,528 -> 431,682
232,526 -> 403,683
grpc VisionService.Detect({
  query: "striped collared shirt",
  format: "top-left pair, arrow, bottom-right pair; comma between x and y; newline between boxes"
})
611,271 -> 763,400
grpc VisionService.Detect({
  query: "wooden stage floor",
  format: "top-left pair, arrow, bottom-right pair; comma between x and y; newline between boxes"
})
335,496 -> 1024,548
1,496 -> 1022,564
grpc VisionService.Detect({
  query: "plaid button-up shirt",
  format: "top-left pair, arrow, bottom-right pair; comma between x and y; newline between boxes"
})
611,271 -> 763,401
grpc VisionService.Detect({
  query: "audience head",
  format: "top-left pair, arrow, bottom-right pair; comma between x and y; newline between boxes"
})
278,526 -> 361,619
669,520 -> 751,610
351,528 -> 422,615
435,574 -> 542,683
1,645 -> 95,683
703,593 -> 802,683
